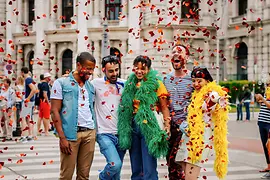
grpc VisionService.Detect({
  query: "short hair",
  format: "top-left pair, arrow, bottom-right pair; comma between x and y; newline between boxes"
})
133,55 -> 152,69
102,55 -> 120,68
172,44 -> 190,56
40,74 -> 44,80
76,52 -> 96,65
4,78 -> 11,86
21,67 -> 29,74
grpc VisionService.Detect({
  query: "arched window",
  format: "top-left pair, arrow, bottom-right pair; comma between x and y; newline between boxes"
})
29,0 -> 35,25
62,49 -> 73,75
236,42 -> 248,80
181,0 -> 199,19
62,0 -> 73,23
238,0 -> 247,16
105,0 -> 121,20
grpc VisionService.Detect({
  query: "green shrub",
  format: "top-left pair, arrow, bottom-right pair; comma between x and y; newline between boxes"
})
219,80 -> 265,104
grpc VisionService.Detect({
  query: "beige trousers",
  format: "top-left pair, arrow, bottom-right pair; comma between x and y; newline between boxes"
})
0,106 -> 12,139
59,129 -> 96,180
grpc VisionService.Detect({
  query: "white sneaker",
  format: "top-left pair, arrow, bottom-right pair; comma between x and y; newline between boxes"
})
18,137 -> 27,143
261,172 -> 270,179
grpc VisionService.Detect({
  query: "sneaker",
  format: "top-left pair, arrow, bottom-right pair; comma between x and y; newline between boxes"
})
26,136 -> 34,142
261,172 -> 270,179
18,137 -> 27,143
5,138 -> 13,141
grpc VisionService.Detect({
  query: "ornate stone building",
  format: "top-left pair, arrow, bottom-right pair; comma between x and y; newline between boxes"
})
0,0 -> 269,82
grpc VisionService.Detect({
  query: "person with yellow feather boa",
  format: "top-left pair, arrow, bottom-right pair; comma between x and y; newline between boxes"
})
175,66 -> 230,180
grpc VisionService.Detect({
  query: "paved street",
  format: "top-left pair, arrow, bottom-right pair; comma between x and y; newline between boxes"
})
0,112 -> 267,180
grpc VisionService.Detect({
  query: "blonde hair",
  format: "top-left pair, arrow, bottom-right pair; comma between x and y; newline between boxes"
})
17,76 -> 24,85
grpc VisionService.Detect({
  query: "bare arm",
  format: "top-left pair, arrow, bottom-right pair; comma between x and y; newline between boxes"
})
262,98 -> 270,109
43,91 -> 49,103
159,97 -> 171,136
26,83 -> 37,101
51,99 -> 65,139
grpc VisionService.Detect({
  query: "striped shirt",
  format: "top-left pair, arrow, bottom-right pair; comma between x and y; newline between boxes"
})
163,71 -> 193,124
258,98 -> 270,124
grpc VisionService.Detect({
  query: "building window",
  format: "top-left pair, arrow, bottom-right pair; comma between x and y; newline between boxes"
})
105,0 -> 121,20
181,0 -> 199,19
238,0 -> 247,16
62,49 -> 73,75
29,0 -> 35,25
62,0 -> 73,23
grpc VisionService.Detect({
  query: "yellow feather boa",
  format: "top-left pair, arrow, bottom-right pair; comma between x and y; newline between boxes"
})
187,81 -> 230,179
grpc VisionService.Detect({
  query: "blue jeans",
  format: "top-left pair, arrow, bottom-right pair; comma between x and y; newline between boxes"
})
237,104 -> 243,120
97,133 -> 126,180
130,121 -> 158,180
258,121 -> 270,164
244,102 -> 250,120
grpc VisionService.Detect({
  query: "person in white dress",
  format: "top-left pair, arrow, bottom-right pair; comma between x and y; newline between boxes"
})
176,66 -> 229,180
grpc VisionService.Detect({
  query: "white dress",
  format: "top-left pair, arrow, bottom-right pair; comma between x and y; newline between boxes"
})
175,91 -> 222,167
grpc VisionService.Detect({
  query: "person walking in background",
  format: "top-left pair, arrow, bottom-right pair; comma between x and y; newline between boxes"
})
163,44 -> 193,180
255,80 -> 270,178
117,55 -> 171,180
236,89 -> 243,121
14,76 -> 25,136
19,67 -> 37,143
37,74 -> 45,136
0,78 -> 16,141
51,52 -> 96,180
242,84 -> 251,121
92,55 -> 126,180
38,72 -> 51,136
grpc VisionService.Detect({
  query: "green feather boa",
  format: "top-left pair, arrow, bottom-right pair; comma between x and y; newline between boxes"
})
117,70 -> 169,158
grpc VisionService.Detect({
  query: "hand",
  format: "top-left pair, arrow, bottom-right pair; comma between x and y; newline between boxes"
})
164,126 -> 171,137
0,96 -> 3,100
59,138 -> 72,155
255,94 -> 264,102
24,98 -> 30,103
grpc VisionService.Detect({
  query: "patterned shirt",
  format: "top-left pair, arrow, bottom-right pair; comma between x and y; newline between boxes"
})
163,72 -> 193,125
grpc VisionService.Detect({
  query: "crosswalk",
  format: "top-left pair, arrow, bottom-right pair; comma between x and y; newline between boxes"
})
0,134 -> 263,180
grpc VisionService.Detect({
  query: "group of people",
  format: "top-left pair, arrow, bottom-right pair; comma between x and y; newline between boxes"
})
236,84 -> 252,121
0,67 -> 53,143
50,44 -> 230,180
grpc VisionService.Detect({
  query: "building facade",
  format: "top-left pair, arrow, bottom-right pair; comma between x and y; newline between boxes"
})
0,0 -> 269,82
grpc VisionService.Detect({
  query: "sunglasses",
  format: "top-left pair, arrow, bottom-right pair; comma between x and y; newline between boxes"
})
102,56 -> 119,62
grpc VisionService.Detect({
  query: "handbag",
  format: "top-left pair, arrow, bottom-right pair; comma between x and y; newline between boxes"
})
153,111 -> 164,130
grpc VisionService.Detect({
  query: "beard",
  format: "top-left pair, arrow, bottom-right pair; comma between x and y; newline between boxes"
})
107,76 -> 117,84
79,71 -> 91,82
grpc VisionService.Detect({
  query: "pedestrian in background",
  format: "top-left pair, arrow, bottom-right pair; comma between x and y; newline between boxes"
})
51,52 -> 96,180
0,78 -> 16,141
14,76 -> 24,133
241,84 -> 251,121
236,89 -> 243,121
163,44 -> 193,180
92,55 -> 126,180
19,67 -> 37,143
255,80 -> 270,178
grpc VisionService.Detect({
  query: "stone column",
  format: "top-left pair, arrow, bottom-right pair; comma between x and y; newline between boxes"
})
92,0 -> 100,27
127,0 -> 140,54
248,37 -> 255,81
33,0 -> 45,80
49,42 -> 56,78
120,39 -> 127,77
199,0 -> 212,26
16,44 -> 23,77
72,41 -> 77,70
57,0 -> 62,23
24,0 -> 29,24
119,0 -> 128,26
203,40 -> 210,67
48,0 -> 57,29
262,34 -> 269,82
93,40 -> 101,78
71,0 -> 78,28
16,0 -> 23,33
77,0 -> 88,52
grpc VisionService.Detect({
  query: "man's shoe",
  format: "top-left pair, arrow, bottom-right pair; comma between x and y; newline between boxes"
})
5,138 -> 13,141
18,136 -> 27,143
261,172 -> 270,179
26,136 -> 34,142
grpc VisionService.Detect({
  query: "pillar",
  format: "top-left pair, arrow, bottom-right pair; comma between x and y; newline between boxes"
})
48,0 -> 57,29
93,40 -> 101,78
16,0 -> 23,32
92,0 -> 100,27
77,0 -> 88,52
49,42 -> 56,78
119,0 -> 128,26
72,41 -> 77,71
16,44 -> 23,77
